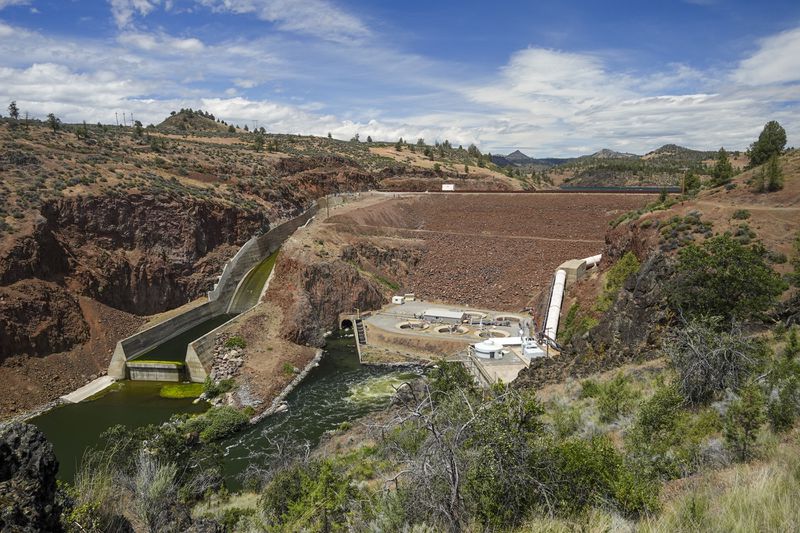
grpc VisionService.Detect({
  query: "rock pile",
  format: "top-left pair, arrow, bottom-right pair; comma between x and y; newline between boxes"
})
209,333 -> 246,381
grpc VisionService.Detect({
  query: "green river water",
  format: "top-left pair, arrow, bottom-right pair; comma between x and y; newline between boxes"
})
31,332 -> 420,488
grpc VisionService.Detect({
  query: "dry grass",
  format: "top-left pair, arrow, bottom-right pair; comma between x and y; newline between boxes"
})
640,436 -> 800,533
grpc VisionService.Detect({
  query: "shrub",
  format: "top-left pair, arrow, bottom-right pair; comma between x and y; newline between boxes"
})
767,377 -> 800,433
189,406 -> 249,443
626,385 -> 719,479
596,252 -> 640,312
428,360 -> 476,398
594,373 -> 640,423
203,377 -> 236,399
669,234 -> 787,323
260,459 -> 359,531
724,384 -> 766,462
224,336 -> 246,349
732,209 -> 751,220
665,318 -> 764,404
551,436 -> 658,517
281,362 -> 295,376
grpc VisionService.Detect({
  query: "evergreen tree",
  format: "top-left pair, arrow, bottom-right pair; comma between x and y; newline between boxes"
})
7,101 -> 19,120
683,170 -> 700,193
766,154 -> 783,191
724,384 -> 766,462
366,135 -> 372,143
253,132 -> 265,152
711,148 -> 734,186
46,113 -> 61,133
748,121 -> 786,167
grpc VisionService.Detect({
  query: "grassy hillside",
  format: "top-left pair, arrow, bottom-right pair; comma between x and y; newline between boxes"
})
0,115 -> 522,244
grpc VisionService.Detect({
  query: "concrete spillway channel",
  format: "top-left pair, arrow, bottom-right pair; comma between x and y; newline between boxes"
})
106,205 -> 318,385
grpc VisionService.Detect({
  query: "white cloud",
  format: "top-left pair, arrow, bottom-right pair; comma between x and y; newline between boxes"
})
0,0 -> 29,10
0,15 -> 798,156
118,31 -> 205,54
109,0 -> 160,28
734,26 -> 800,85
196,0 -> 369,43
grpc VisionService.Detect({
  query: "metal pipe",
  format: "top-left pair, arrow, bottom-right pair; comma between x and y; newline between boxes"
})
583,254 -> 602,268
544,269 -> 567,339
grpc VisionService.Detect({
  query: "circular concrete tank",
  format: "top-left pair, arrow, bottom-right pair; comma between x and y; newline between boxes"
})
397,321 -> 429,331
477,329 -> 510,339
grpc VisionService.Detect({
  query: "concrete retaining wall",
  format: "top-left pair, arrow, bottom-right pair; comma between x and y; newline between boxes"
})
109,203 -> 318,381
126,362 -> 184,382
108,300 -> 223,379
213,206 -> 318,311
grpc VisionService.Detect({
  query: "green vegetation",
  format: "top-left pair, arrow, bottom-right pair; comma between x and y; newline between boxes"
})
159,382 -> 205,399
130,360 -> 185,366
748,120 -> 787,167
724,383 -> 767,462
203,377 -> 236,398
710,147 -> 734,187
184,406 -> 249,443
281,362 -> 295,376
732,209 -> 751,220
669,234 -> 787,323
224,336 -> 247,349
596,251 -> 640,312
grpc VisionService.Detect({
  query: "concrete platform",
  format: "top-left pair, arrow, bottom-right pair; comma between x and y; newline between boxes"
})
61,375 -> 116,403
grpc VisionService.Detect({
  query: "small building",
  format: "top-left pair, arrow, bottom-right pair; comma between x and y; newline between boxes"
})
473,339 -> 506,359
441,184 -> 455,191
422,308 -> 466,324
391,295 -> 405,305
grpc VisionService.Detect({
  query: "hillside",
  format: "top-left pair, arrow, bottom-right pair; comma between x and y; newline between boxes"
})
489,144 -> 737,188
0,115 -> 524,416
156,109 -> 229,132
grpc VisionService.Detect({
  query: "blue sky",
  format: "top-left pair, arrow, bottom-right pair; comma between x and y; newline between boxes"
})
0,0 -> 799,156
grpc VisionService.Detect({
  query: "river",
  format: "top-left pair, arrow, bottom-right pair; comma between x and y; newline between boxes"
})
31,332 -> 420,487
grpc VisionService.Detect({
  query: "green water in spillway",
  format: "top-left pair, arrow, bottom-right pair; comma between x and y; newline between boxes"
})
30,381 -> 208,482
228,250 -> 279,313
30,332 -> 422,488
131,313 -> 237,363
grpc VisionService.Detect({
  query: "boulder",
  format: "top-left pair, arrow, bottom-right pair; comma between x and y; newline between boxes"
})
0,423 -> 61,532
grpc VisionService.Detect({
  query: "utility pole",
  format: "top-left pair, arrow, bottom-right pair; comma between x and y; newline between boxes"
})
115,112 -> 119,127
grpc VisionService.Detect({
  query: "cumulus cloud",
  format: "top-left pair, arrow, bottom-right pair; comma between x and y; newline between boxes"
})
734,26 -> 800,85
109,0 -> 160,28
0,13 -> 798,155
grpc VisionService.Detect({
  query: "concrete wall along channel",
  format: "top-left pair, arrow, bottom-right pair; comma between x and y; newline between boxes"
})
108,202 -> 321,382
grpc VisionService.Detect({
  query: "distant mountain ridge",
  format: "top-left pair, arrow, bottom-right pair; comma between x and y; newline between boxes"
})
492,144 -> 716,169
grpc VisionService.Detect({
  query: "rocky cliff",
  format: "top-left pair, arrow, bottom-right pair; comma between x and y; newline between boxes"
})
0,423 -> 61,532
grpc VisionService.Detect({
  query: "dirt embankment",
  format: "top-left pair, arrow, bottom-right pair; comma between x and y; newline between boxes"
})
325,193 -> 654,312
245,192 -> 654,378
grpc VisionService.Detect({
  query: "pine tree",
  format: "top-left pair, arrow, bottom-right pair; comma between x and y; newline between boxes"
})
724,384 -> 766,462
711,148 -> 734,186
748,121 -> 787,167
7,101 -> 19,120
766,154 -> 783,191
46,113 -> 61,133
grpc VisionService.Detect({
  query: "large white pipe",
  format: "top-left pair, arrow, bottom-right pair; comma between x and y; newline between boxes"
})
583,254 -> 602,268
544,269 -> 567,339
